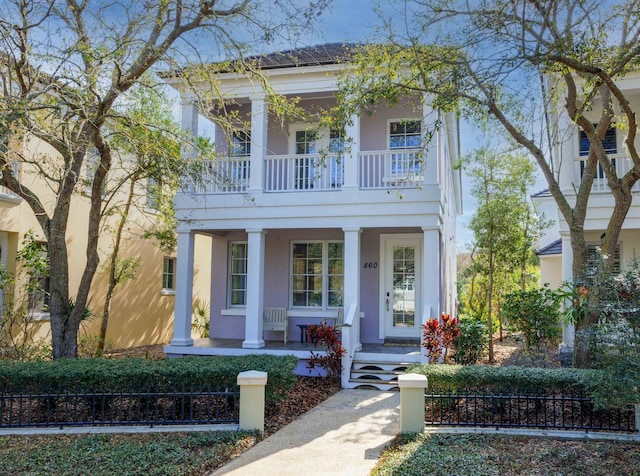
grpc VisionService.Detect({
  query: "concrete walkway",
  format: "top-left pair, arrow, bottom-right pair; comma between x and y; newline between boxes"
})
211,389 -> 400,476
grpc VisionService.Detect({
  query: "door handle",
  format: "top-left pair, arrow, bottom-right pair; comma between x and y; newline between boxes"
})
386,297 -> 390,311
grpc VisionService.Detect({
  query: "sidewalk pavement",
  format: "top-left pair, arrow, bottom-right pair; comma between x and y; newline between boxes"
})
211,389 -> 401,476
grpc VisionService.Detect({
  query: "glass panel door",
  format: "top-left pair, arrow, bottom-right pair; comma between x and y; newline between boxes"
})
392,246 -> 415,328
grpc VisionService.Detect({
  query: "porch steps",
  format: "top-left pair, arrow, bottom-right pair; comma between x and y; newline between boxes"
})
347,351 -> 421,390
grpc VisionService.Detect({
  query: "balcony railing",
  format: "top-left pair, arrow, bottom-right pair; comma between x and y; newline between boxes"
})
194,157 -> 250,194
0,161 -> 21,201
192,150 -> 426,194
359,150 -> 425,190
265,154 -> 344,192
575,154 -> 640,193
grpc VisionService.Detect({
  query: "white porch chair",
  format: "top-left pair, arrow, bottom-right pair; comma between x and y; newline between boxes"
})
263,307 -> 289,343
323,308 -> 344,330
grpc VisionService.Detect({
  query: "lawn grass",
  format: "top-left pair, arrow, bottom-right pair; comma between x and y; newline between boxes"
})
0,431 -> 258,476
371,433 -> 640,476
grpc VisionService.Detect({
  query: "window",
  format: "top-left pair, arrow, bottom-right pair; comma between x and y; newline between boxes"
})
162,257 -> 176,292
582,244 -> 621,286
146,176 -> 162,210
579,126 -> 617,180
230,131 -> 251,157
27,242 -> 50,315
291,241 -> 343,308
389,120 -> 422,176
228,242 -> 247,306
579,126 -> 617,156
329,129 -> 345,188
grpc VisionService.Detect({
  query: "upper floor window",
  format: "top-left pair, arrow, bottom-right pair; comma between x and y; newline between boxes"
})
579,126 -> 617,156
291,241 -> 343,308
228,242 -> 248,306
295,130 -> 317,155
230,131 -> 251,157
27,242 -> 50,315
146,176 -> 162,210
389,120 -> 421,149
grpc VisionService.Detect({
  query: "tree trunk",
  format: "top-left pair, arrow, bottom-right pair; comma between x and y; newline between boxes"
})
487,246 -> 495,364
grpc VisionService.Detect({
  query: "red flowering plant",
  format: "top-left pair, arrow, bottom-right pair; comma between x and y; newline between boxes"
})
306,323 -> 345,379
422,313 -> 459,363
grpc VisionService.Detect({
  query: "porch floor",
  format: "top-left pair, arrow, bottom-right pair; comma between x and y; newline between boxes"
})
164,338 -> 422,361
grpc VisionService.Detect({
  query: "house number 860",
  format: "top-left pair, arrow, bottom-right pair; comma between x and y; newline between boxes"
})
363,262 -> 378,269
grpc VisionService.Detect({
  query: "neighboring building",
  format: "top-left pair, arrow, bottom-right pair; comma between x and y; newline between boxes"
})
163,44 -> 462,388
533,71 -> 640,350
0,136 -> 210,352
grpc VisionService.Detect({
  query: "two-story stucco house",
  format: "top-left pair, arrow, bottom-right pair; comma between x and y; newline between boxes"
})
163,44 -> 462,388
534,71 -> 640,351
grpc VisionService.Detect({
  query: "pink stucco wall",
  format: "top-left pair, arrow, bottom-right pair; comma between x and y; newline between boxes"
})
212,95 -> 421,156
208,227 -> 422,344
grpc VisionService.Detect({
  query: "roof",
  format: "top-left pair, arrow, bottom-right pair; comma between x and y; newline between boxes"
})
531,188 -> 551,198
242,43 -> 359,70
536,239 -> 562,256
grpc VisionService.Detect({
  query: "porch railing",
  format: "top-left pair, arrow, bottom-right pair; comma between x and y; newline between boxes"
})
0,161 -> 20,201
574,154 -> 640,193
195,158 -> 250,194
0,386 -> 239,428
424,390 -> 637,433
359,150 -> 425,189
264,154 -> 344,192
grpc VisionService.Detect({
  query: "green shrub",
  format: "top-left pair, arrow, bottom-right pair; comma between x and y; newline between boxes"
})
0,355 -> 298,404
407,363 -> 602,396
501,287 -> 562,351
453,317 -> 487,365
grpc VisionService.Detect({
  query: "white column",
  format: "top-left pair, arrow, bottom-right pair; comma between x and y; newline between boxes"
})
342,113 -> 360,190
171,231 -> 195,346
343,227 -> 362,351
243,228 -> 266,349
422,94 -> 439,184
248,94 -> 267,193
560,235 -> 575,350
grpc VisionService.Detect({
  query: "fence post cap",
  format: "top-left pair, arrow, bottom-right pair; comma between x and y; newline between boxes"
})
398,373 -> 428,389
237,370 -> 268,386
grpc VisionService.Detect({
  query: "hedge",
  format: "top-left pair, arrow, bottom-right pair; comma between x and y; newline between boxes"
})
0,355 -> 298,404
408,364 -> 604,396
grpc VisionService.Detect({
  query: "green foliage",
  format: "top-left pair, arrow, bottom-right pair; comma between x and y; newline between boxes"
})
407,363 -> 602,396
191,299 -> 211,339
452,316 -> 488,365
501,287 -> 562,351
0,355 -> 298,405
574,254 -> 640,409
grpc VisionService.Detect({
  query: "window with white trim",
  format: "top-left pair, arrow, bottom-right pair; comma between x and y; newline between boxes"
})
27,242 -> 50,315
146,176 -> 162,210
228,242 -> 248,306
230,130 -> 251,157
578,125 -> 617,179
291,241 -> 343,308
162,257 -> 176,292
389,120 -> 421,176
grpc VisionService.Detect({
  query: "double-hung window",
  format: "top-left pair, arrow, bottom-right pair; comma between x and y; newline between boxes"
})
228,242 -> 248,306
389,120 -> 422,177
578,125 -> 617,179
162,257 -> 176,293
291,241 -> 343,308
228,131 -> 250,188
27,242 -> 50,315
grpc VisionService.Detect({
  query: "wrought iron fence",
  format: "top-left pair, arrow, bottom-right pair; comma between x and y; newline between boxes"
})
425,391 -> 637,433
1,386 -> 239,428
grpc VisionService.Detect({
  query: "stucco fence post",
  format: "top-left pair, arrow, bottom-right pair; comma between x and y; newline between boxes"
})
237,370 -> 268,433
398,373 -> 428,433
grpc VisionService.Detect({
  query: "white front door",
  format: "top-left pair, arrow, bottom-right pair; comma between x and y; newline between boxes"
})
380,234 -> 422,339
